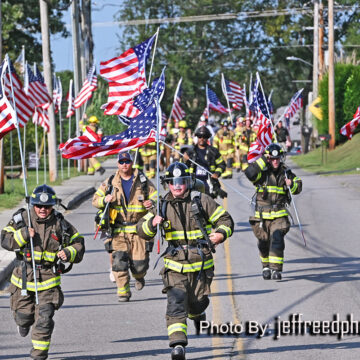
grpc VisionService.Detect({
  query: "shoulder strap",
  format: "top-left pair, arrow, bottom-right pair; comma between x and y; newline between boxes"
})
106,174 -> 115,195
190,191 -> 208,222
138,171 -> 149,200
160,198 -> 168,220
55,211 -> 71,246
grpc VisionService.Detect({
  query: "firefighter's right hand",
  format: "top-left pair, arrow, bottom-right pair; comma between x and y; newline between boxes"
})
105,194 -> 113,203
152,215 -> 164,227
183,152 -> 190,162
28,228 -> 35,238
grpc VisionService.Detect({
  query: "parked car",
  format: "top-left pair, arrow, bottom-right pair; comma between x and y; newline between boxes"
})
288,145 -> 302,155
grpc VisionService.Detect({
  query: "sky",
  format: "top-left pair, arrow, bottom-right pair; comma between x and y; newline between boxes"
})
51,1 -> 124,72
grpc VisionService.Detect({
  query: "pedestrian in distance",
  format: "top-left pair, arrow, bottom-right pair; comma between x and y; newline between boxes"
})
92,151 -> 158,302
137,162 -> 234,360
245,143 -> 302,280
1,184 -> 85,360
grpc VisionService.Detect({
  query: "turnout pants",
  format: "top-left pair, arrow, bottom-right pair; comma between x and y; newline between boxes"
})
9,284 -> 64,360
111,233 -> 150,297
160,267 -> 214,347
250,217 -> 290,271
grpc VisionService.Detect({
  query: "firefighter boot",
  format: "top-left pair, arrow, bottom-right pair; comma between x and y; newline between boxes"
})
97,166 -> 106,175
171,345 -> 186,360
271,270 -> 282,280
17,326 -> 30,337
118,291 -> 132,302
135,278 -> 145,291
193,312 -> 206,335
262,267 -> 271,280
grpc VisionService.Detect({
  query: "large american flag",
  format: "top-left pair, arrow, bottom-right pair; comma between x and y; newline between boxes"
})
1,56 -> 33,130
256,114 -> 273,148
117,68 -> 165,126
25,64 -> 52,108
285,89 -> 304,119
340,106 -> 360,140
171,78 -> 186,121
223,77 -> 245,110
249,78 -> 271,120
100,34 -> 156,116
66,79 -> 75,118
207,87 -> 227,114
60,100 -> 160,159
74,64 -> 97,109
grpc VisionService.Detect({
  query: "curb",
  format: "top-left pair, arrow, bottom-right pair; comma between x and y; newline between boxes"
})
65,186 -> 96,210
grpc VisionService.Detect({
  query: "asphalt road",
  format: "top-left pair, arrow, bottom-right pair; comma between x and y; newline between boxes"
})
1,163 -> 360,360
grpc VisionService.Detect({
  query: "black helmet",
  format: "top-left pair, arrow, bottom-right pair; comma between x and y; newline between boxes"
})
222,120 -> 229,127
264,143 -> 284,159
195,126 -> 211,139
30,184 -> 57,206
164,162 -> 192,188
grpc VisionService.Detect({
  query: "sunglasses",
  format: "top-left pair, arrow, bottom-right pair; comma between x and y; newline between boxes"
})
34,204 -> 52,209
197,135 -> 208,139
119,160 -> 132,164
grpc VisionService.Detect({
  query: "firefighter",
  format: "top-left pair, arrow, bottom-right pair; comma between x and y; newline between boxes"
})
92,152 -> 157,302
1,185 -> 85,360
234,117 -> 246,172
81,115 -> 106,175
182,126 -> 227,199
173,120 -> 193,161
213,120 -> 236,178
275,120 -> 291,152
244,143 -> 302,280
136,162 -> 234,360
239,118 -> 256,171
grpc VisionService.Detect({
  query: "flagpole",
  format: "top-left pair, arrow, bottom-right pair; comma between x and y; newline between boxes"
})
10,131 -> 14,191
274,89 -> 304,127
35,123 -> 39,184
243,83 -> 249,117
4,54 -> 39,304
256,72 -> 277,143
43,127 -> 47,183
221,73 -> 233,124
68,79 -> 73,178
206,84 -> 210,119
58,76 -> 63,180
147,28 -> 160,85
22,50 -> 27,176
155,98 -> 161,254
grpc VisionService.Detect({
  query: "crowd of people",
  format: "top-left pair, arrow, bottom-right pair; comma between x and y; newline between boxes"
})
1,114 -> 301,360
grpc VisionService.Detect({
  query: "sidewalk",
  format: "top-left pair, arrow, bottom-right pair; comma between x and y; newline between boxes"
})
0,157 -> 118,285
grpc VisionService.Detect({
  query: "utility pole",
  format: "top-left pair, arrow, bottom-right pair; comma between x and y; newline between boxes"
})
313,0 -> 319,101
318,1 -> 324,80
39,0 -> 58,181
0,0 -> 4,193
328,0 -> 336,150
71,0 -> 82,139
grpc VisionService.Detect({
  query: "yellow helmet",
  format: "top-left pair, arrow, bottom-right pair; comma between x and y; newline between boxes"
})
88,115 -> 99,124
178,120 -> 187,128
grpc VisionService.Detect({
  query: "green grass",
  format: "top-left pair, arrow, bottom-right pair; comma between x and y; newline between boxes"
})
292,133 -> 360,174
0,165 -> 84,211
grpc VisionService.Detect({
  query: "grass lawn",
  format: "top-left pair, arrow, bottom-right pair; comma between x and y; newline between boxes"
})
0,164 -> 84,211
292,133 -> 360,174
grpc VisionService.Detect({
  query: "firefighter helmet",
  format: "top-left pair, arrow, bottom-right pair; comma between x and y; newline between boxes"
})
178,120 -> 187,129
30,184 -> 57,206
164,162 -> 192,188
222,120 -> 229,127
88,115 -> 99,124
195,126 -> 211,139
264,143 -> 284,159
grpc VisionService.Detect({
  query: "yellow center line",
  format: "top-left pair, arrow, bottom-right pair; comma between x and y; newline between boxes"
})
223,189 -> 245,359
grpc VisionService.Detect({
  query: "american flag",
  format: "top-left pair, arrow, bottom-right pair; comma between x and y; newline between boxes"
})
1,56 -> 33,130
201,106 -> 209,119
207,87 -> 227,114
285,89 -> 304,119
171,78 -> 186,121
340,106 -> 360,140
162,111 -> 167,123
247,140 -> 264,163
32,106 -> 50,132
52,74 -> 62,113
249,78 -> 271,120
74,64 -> 97,109
0,76 -> 17,139
100,35 -> 156,116
256,115 -> 273,148
66,79 -> 75,118
117,68 -> 165,126
60,99 -> 160,159
25,64 -> 52,108
222,77 -> 245,110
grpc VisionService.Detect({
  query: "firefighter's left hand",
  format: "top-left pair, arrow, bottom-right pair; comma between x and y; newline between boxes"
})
285,178 -> 292,187
57,250 -> 68,262
143,200 -> 154,209
209,232 -> 224,246
211,173 -> 219,179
